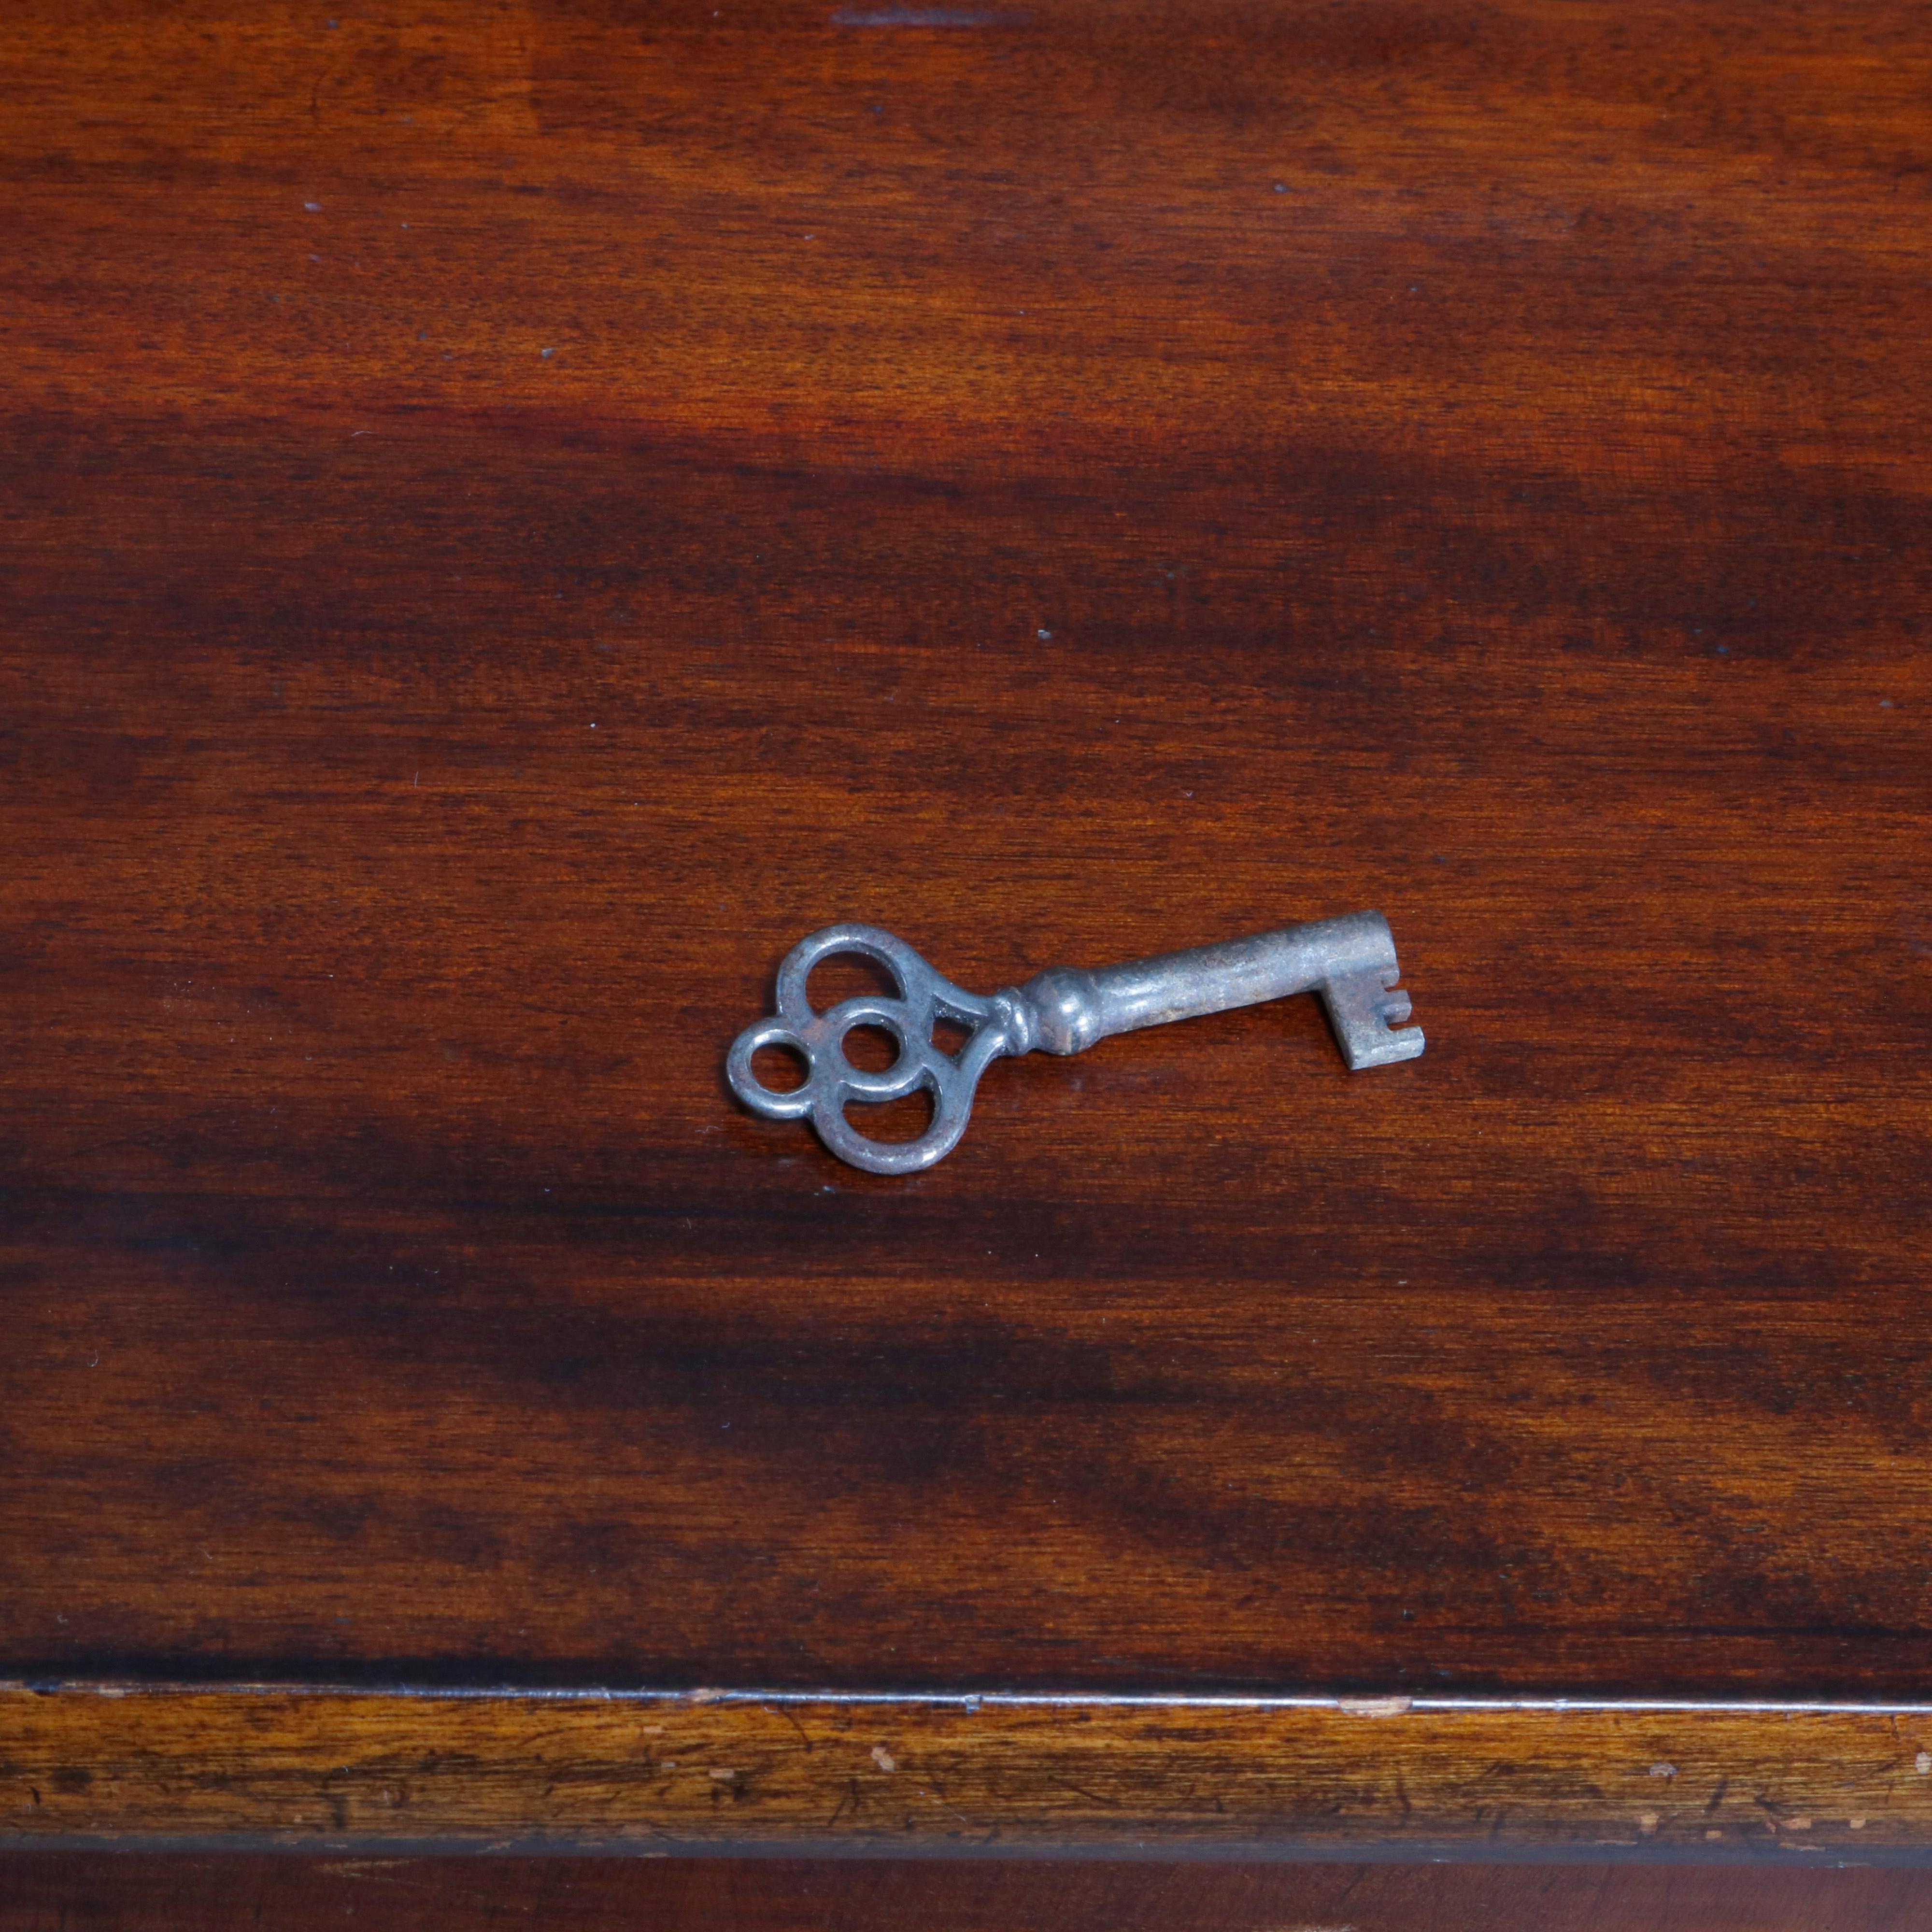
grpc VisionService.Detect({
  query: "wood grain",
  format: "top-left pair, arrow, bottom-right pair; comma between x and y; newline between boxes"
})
11,1687 -> 1932,1856
9,1852 -> 1932,1932
2,0 -> 1931,1858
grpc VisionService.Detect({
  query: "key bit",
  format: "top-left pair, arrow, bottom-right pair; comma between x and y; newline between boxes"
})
726,910 -> 1424,1176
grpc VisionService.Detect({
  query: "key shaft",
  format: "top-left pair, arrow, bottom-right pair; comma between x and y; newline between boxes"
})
1014,910 -> 1419,1066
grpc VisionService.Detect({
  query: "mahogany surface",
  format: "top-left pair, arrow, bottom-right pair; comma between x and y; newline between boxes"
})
2,0 -> 1930,1862
8,1854 -> 1932,1932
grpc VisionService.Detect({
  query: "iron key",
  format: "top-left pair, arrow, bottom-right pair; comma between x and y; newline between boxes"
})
726,910 -> 1424,1176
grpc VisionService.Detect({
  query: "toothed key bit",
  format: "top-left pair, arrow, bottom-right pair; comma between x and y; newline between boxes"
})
726,911 -> 1424,1176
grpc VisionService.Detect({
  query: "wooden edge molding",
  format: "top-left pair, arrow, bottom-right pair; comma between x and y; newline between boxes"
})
7,1685 -> 1932,1860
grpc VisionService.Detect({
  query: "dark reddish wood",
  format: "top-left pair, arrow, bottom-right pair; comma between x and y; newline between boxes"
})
2,0 -> 1931,1866
8,1854 -> 1932,1932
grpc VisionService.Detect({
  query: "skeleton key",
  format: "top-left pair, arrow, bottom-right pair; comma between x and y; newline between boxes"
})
726,911 -> 1423,1176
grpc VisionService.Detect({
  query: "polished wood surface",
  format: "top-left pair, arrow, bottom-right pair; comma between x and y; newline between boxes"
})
9,1853 -> 1932,1932
4,0 -> 1930,1858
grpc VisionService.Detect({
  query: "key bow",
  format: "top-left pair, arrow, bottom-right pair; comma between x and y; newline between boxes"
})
725,923 -> 1020,1176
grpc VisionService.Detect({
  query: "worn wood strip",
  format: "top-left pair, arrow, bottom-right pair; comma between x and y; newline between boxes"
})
8,1687 -> 1932,1857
